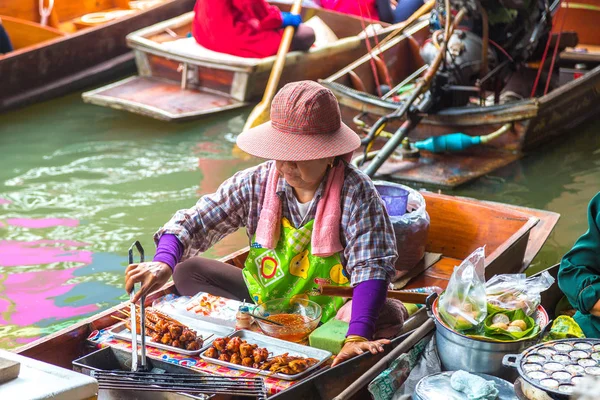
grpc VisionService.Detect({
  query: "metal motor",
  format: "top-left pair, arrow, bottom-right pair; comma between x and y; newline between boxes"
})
420,29 -> 498,86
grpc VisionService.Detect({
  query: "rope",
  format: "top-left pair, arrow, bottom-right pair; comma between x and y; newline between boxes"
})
357,1 -> 384,97
530,0 -> 565,97
544,0 -> 569,95
362,1 -> 393,91
39,0 -> 54,26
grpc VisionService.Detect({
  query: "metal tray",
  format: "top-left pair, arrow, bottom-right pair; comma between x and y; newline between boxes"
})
109,314 -> 234,356
73,346 -> 210,400
503,338 -> 600,398
199,330 -> 332,381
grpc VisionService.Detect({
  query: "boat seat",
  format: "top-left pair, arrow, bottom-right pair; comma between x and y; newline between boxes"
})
158,16 -> 340,67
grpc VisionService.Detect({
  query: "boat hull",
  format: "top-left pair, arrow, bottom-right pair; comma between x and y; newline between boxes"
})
0,0 -> 196,113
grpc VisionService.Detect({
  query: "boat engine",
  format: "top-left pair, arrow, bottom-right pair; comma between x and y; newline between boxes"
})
420,29 -> 498,86
422,0 -> 553,108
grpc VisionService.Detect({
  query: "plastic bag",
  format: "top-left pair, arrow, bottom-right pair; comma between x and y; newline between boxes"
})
373,181 -> 430,273
542,315 -> 585,342
486,271 -> 555,316
438,247 -> 487,331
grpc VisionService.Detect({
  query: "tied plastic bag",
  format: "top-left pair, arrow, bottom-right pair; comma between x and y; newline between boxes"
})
439,247 -> 487,331
373,181 -> 430,274
486,271 -> 555,316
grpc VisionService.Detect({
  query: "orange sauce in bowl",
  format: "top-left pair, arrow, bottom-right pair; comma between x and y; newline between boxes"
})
263,314 -> 314,342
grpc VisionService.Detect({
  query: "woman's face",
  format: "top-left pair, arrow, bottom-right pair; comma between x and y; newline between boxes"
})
275,158 -> 334,191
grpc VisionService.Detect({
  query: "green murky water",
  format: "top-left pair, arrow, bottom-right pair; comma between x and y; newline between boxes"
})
0,92 -> 598,350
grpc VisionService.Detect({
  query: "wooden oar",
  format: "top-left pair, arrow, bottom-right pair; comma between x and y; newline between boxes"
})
319,285 -> 429,304
242,0 -> 303,132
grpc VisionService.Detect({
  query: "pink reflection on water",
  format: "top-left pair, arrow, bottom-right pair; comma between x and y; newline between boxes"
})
0,198 -> 12,204
0,240 -> 92,267
0,267 -> 99,326
15,336 -> 39,345
6,218 -> 79,229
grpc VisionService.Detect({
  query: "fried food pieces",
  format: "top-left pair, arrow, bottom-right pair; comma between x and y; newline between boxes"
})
122,307 -> 204,350
204,337 -> 318,375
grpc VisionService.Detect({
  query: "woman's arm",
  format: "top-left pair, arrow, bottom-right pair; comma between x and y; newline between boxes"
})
342,192 -> 397,334
558,192 -> 600,317
153,165 -> 263,256
375,0 -> 395,23
238,0 -> 284,31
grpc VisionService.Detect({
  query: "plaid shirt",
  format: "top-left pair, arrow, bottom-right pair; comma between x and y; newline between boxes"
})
154,161 -> 397,285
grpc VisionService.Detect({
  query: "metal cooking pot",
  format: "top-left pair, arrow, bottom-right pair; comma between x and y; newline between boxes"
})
503,338 -> 600,399
427,294 -> 548,380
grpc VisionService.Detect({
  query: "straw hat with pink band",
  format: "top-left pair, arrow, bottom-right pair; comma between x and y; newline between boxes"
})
236,80 -> 361,256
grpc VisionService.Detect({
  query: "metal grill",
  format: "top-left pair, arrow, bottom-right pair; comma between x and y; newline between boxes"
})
91,370 -> 268,400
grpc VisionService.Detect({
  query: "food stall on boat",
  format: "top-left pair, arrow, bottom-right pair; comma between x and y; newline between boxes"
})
319,0 -> 600,188
11,191 -> 561,399
80,3 -> 394,121
0,0 -> 196,113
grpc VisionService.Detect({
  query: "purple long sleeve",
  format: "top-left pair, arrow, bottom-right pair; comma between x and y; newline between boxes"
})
153,234 -> 184,271
346,279 -> 388,340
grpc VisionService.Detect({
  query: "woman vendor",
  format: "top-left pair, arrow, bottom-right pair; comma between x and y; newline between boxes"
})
320,0 -> 424,24
125,81 -> 400,365
192,0 -> 315,58
558,192 -> 600,337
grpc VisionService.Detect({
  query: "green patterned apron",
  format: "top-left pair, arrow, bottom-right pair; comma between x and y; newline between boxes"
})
243,217 -> 350,323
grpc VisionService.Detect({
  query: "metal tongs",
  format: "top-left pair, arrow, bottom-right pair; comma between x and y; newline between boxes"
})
129,241 -> 147,372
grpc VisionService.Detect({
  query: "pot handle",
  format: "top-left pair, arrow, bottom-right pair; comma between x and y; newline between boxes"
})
502,354 -> 521,368
426,292 -> 438,319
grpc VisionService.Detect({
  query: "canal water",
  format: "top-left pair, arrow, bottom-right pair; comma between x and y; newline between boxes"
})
0,92 -> 599,350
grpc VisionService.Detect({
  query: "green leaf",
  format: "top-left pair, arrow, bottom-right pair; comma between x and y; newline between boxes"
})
475,309 -> 540,342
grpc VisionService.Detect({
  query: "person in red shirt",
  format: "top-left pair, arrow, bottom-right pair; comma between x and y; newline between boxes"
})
192,0 -> 315,58
320,0 -> 424,24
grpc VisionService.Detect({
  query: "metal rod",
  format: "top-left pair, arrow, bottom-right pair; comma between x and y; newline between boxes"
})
381,64 -> 429,100
139,294 -> 147,371
333,319 -> 435,400
98,384 -> 265,396
129,291 -> 138,372
362,8 -> 467,177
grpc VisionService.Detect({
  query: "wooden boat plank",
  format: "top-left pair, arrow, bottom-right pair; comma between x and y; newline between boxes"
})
523,65 -> 600,150
0,15 -> 65,49
82,76 -> 247,121
363,148 -> 522,187
5,52 -> 134,111
561,48 -> 600,63
501,205 -> 561,270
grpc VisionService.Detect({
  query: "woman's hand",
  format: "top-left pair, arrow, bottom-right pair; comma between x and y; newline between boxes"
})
331,338 -> 391,367
125,261 -> 172,303
591,298 -> 600,317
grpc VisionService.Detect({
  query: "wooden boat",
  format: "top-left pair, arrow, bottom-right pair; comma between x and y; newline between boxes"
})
0,0 -> 196,113
15,192 -> 560,398
81,4 -> 394,121
320,2 -> 600,187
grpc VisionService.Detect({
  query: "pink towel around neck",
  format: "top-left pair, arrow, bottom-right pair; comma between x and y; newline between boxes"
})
255,155 -> 351,257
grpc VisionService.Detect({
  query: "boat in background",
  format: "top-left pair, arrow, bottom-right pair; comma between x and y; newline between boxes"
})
15,191 -> 559,398
320,2 -> 600,187
81,3 -> 396,121
0,0 -> 195,113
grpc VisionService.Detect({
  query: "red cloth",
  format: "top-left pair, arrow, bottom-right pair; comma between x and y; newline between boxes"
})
192,0 -> 285,58
320,0 -> 380,21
